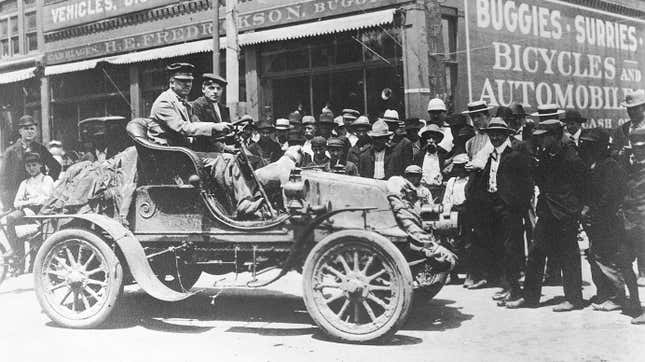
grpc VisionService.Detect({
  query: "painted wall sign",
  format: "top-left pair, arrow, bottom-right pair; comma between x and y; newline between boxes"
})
45,0 -> 405,64
44,0 -> 173,32
44,0 -> 403,32
464,0 -> 645,127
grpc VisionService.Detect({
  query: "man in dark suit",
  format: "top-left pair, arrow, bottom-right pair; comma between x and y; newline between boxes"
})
506,106 -> 585,312
611,90 -> 645,286
248,119 -> 283,165
191,73 -> 230,124
190,73 -> 232,152
0,115 -> 60,210
469,118 -> 532,299
357,120 -> 394,179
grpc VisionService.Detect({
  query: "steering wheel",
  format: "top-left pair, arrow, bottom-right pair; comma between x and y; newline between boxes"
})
213,117 -> 254,141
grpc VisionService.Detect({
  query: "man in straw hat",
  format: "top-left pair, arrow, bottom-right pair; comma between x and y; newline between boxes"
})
462,100 -> 496,170
358,120 -> 394,179
627,127 -> 645,324
428,98 -> 454,153
506,104 -> 585,312
468,118 -> 533,298
0,115 -> 60,210
342,109 -> 361,146
613,89 -> 645,286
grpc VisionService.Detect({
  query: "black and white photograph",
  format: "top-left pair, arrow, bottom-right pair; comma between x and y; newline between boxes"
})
0,0 -> 644,360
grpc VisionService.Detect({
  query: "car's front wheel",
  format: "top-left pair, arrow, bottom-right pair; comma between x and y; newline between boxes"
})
302,230 -> 413,343
34,228 -> 123,328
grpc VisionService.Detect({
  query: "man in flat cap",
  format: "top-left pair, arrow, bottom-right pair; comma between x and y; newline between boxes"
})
191,73 -> 232,152
302,136 -> 329,168
192,73 -> 230,124
248,119 -> 283,165
506,105 -> 585,312
0,115 -> 60,210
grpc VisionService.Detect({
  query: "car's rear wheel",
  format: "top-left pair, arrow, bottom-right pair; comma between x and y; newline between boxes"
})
302,230 -> 413,343
34,229 -> 123,328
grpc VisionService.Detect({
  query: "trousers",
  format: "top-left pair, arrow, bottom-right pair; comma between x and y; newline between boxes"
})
487,193 -> 525,297
522,215 -> 583,305
197,152 -> 258,215
5,209 -> 30,259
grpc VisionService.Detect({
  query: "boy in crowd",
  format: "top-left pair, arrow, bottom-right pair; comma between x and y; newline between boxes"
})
4,153 -> 54,271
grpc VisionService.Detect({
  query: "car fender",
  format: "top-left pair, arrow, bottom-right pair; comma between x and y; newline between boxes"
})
59,214 -> 194,302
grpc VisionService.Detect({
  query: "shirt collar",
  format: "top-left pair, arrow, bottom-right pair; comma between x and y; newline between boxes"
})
572,128 -> 581,139
494,138 -> 511,154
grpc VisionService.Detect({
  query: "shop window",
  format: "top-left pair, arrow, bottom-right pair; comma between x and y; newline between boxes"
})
0,19 -> 7,38
23,0 -> 36,7
362,26 -> 401,63
335,34 -> 363,65
366,66 -> 403,120
442,15 -> 458,111
311,43 -> 333,68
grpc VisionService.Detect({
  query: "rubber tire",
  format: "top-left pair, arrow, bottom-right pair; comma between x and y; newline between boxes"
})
0,243 -> 7,287
413,271 -> 448,305
302,230 -> 414,343
33,228 -> 124,329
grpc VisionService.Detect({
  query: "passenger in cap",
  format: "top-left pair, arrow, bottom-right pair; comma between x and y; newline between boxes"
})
403,165 -> 432,207
326,137 -> 358,176
302,136 -> 329,168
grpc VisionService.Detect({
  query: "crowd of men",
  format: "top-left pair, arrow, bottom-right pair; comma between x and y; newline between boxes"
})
2,62 -> 645,326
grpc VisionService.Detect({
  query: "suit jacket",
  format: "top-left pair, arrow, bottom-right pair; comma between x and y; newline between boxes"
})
0,141 -> 61,209
611,120 -> 638,173
535,143 -> 586,221
190,96 -> 230,124
469,143 -> 533,211
190,96 -> 231,152
389,137 -> 414,177
357,145 -> 394,179
412,146 -> 448,169
148,89 -> 214,147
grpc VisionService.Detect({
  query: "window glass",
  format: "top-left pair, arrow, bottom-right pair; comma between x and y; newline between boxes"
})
26,32 -> 37,52
0,19 -> 7,38
362,26 -> 401,63
9,16 -> 17,35
23,0 -> 36,6
11,36 -> 18,55
1,39 -> 9,57
334,34 -> 362,65
24,12 -> 37,31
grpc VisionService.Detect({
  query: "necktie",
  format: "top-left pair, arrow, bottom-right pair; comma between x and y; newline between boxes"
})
491,150 -> 498,161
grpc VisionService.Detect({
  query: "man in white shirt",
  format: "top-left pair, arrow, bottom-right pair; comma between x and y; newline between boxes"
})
563,109 -> 587,148
462,100 -> 495,170
469,118 -> 532,299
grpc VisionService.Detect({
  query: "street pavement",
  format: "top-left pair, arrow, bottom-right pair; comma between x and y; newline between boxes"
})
1,265 -> 645,362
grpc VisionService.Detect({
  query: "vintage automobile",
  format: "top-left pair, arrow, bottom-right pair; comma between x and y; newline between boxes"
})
29,117 -> 451,343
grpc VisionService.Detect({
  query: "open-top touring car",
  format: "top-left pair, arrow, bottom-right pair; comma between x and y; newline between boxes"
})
27,117 -> 453,343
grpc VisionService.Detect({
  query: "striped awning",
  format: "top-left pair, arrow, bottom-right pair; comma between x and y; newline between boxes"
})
239,8 -> 396,46
0,67 -> 36,84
